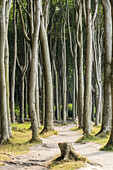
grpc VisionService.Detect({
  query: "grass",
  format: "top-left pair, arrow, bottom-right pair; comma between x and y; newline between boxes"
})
70,124 -> 109,146
0,122 -> 58,165
48,156 -> 86,170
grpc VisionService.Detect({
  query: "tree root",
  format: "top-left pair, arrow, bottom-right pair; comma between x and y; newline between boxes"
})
95,129 -> 110,138
0,138 -> 12,145
29,137 -> 42,143
40,128 -> 54,134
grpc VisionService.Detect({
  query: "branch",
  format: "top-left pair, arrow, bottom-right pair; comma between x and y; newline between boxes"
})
82,0 -> 86,24
67,6 -> 74,58
18,0 -> 30,16
92,0 -> 98,25
76,1 -> 82,48
48,9 -> 56,35
17,0 -> 30,43
17,56 -> 23,72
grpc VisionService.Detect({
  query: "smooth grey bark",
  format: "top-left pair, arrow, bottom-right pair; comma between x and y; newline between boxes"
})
50,35 -> 59,120
76,1 -> 84,128
11,0 -> 17,124
29,0 -> 41,141
58,79 -> 62,120
16,41 -> 29,123
42,76 -> 45,125
35,56 -> 40,127
40,13 -> 54,131
98,0 -> 112,134
73,48 -> 78,120
93,24 -> 102,125
68,3 -> 78,120
25,76 -> 28,118
0,0 -> 10,143
5,3 -> 12,139
83,0 -> 93,135
107,0 -> 113,145
61,20 -> 67,125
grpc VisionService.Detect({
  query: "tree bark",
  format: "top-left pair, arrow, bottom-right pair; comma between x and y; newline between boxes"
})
99,0 -> 112,135
83,0 -> 93,135
29,0 -> 41,141
0,0 -> 10,143
40,13 -> 54,132
11,0 -> 17,124
106,0 -> 113,145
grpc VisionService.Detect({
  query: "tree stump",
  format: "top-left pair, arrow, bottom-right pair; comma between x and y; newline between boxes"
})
58,142 -> 81,161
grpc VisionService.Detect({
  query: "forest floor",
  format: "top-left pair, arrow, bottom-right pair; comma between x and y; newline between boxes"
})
0,123 -> 113,170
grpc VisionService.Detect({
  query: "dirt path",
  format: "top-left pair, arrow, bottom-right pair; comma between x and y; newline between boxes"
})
0,124 -> 113,170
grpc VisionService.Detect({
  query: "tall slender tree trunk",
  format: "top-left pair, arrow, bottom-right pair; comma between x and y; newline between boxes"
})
59,80 -> 62,120
98,0 -> 112,135
76,0 -> 84,128
11,0 -> 17,123
20,76 -> 24,123
29,0 -> 41,141
42,76 -> 45,125
35,58 -> 40,127
106,0 -> 113,146
25,76 -> 28,118
0,0 -> 9,143
61,20 -> 67,125
83,0 -> 93,135
40,14 -> 54,132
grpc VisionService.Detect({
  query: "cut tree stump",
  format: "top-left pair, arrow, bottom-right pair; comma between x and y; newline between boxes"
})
58,142 -> 85,161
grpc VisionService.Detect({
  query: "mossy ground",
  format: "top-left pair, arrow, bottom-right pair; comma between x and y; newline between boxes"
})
70,124 -> 109,146
48,156 -> 86,170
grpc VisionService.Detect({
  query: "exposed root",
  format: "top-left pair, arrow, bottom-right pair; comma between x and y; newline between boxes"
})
95,130 -> 110,138
0,138 -> 12,145
40,128 -> 54,134
29,137 -> 42,143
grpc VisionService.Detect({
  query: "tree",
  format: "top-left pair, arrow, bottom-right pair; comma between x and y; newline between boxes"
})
40,5 -> 54,132
106,0 -> 113,146
29,0 -> 41,141
83,0 -> 98,136
97,0 -> 112,135
0,0 -> 12,144
11,0 -> 17,124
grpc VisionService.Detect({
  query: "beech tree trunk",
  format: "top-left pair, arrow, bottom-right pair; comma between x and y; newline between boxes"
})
0,0 -> 9,143
107,0 -> 113,145
40,13 -> 54,131
99,0 -> 112,135
29,0 -> 41,141
83,0 -> 93,135
11,0 -> 17,123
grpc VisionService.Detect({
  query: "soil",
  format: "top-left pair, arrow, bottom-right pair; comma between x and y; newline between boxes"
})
0,123 -> 113,170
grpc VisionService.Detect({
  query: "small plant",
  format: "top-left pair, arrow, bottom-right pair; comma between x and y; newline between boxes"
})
14,103 -> 20,119
68,103 -> 73,118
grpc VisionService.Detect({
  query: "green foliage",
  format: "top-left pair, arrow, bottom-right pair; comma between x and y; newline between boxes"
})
14,103 -> 20,118
54,105 -> 56,112
68,103 -> 73,117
